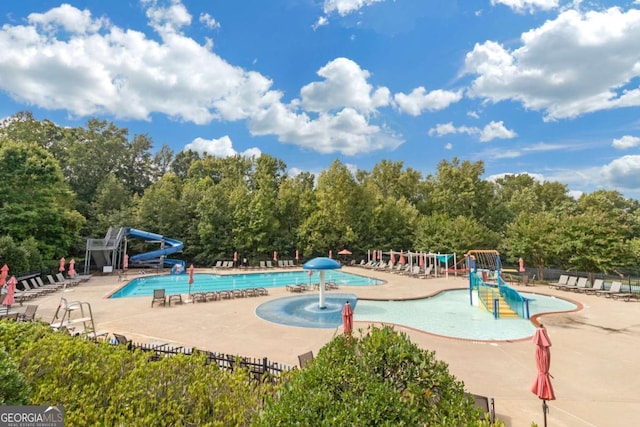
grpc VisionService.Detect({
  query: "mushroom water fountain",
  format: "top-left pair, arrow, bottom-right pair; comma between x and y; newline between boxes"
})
302,256 -> 341,309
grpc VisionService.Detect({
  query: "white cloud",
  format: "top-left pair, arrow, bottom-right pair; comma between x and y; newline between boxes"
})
490,0 -> 559,14
299,58 -> 391,114
444,142 -> 453,150
183,135 -> 261,158
612,135 -> 640,150
249,104 -> 402,155
323,0 -> 386,16
428,121 -> 516,142
601,155 -> 640,188
0,3 -> 402,156
479,120 -> 517,142
394,87 -> 463,116
199,13 -> 220,30
313,16 -> 329,30
463,7 -> 640,120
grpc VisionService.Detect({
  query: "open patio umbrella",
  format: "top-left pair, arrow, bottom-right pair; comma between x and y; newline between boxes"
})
338,249 -> 351,255
68,259 -> 76,277
303,257 -> 341,309
2,276 -> 16,308
59,257 -> 66,273
531,324 -> 555,427
342,301 -> 353,337
0,264 -> 8,286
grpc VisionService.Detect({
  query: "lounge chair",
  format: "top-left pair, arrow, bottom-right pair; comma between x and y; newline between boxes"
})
286,284 -> 304,293
467,393 -> 495,424
298,350 -> 314,368
36,276 -> 63,291
581,279 -> 604,294
213,260 -> 222,269
266,261 -> 274,268
19,280 -> 50,297
151,289 -> 166,307
548,274 -> 569,289
56,273 -> 79,286
568,277 -> 588,292
167,294 -> 183,306
18,304 -> 38,322
259,261 -> 266,269
595,281 -> 622,297
549,276 -> 577,290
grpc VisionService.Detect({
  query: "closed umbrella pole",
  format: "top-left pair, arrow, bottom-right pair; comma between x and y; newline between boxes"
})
531,324 -> 555,427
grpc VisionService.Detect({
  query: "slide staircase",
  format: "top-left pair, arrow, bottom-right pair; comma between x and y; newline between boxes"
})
471,272 -> 527,319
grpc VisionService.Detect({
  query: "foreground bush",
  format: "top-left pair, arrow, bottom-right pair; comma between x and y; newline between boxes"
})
256,325 -> 497,426
0,321 -> 274,426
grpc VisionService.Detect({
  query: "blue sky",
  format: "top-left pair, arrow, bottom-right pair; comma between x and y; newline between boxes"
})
1,0 -> 640,198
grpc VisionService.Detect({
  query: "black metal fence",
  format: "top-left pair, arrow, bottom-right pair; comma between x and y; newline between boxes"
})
129,341 -> 295,382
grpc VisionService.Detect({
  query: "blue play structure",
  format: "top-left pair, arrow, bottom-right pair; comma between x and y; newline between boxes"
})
83,226 -> 185,274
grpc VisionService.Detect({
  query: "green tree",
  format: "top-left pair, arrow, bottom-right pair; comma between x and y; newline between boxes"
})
0,139 -> 85,259
501,212 -> 560,280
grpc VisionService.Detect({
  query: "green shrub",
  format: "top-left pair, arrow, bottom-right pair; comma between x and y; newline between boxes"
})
256,325 -> 494,426
0,343 -> 29,405
0,322 -> 275,426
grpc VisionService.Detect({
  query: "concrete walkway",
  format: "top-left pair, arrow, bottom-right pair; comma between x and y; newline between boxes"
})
26,267 -> 640,427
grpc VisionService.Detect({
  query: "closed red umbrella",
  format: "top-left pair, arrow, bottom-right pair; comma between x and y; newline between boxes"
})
419,255 -> 424,267
519,257 -> 525,273
328,250 -> 332,259
123,254 -> 129,269
188,264 -> 195,301
0,264 -> 8,286
68,259 -> 76,277
399,252 -> 406,264
531,324 -> 555,427
59,257 -> 66,273
390,252 -> 395,264
342,301 -> 353,337
3,276 -> 16,308
295,250 -> 299,260
273,251 -> 278,262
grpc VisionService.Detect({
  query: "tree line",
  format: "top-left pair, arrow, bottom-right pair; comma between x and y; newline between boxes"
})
1,111 -> 639,278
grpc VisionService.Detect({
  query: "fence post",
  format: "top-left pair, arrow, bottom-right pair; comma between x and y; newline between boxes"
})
493,298 -> 499,319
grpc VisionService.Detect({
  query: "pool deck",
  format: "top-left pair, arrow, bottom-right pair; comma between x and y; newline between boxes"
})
27,266 -> 640,427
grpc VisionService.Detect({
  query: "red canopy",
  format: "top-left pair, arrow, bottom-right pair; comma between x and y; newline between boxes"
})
338,249 -> 352,255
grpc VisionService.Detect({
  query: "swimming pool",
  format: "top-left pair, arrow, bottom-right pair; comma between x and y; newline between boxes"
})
110,270 -> 382,298
355,290 -> 577,341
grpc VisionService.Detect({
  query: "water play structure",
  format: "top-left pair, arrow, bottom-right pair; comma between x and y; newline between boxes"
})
466,250 -> 530,320
83,227 -> 185,274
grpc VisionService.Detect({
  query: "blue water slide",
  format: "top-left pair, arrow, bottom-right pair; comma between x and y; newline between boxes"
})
126,228 -> 185,271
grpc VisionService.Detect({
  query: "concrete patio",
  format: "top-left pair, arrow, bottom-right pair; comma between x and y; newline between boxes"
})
24,266 -> 640,427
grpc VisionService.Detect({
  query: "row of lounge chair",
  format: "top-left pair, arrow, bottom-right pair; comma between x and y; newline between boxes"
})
8,274 -> 84,305
152,287 -> 269,306
548,275 -> 638,300
286,282 -> 339,293
356,259 -> 434,278
212,260 -> 300,269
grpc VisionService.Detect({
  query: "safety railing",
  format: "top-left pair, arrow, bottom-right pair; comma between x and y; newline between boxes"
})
470,272 -> 500,318
497,276 -> 530,319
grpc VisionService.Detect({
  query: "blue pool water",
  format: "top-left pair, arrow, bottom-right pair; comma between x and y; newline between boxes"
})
256,293 -> 358,329
355,290 -> 577,341
110,271 -> 382,298
255,289 -> 577,340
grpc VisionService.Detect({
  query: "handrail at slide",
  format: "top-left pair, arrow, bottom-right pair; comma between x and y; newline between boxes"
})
470,273 -> 500,317
497,276 -> 530,319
